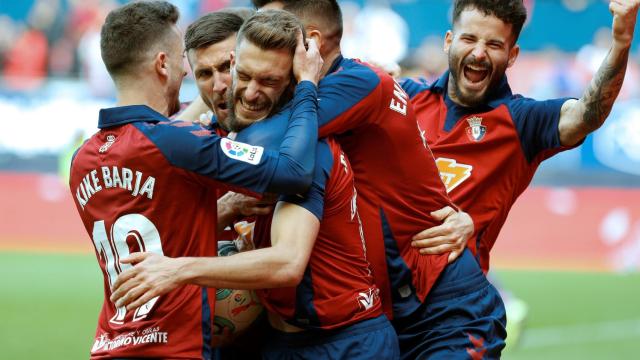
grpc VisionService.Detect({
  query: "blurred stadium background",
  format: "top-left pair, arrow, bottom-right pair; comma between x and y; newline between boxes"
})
1,0 -> 639,359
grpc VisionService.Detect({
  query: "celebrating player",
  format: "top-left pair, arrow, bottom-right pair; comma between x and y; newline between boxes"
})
401,0 -> 639,355
111,10 -> 399,359
247,1 -> 506,358
69,2 -> 321,358
405,0 -> 639,284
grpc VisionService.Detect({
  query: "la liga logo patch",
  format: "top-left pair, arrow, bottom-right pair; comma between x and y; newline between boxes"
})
221,138 -> 264,165
465,116 -> 487,142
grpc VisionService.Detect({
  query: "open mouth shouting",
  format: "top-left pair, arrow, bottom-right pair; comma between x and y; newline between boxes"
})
214,100 -> 229,119
461,59 -> 492,92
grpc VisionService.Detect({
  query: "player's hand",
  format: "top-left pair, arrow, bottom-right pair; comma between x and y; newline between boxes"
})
220,191 -> 276,217
193,110 -> 214,127
110,252 -> 182,311
610,0 -> 640,47
293,31 -> 323,85
411,206 -> 474,263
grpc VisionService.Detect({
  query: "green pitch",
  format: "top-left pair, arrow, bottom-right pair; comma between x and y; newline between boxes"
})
1,252 -> 639,359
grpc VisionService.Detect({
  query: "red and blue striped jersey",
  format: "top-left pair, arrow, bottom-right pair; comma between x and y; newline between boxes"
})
403,72 -> 574,272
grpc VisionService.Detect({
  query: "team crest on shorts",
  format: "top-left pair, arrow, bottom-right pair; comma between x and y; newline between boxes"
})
465,116 -> 486,142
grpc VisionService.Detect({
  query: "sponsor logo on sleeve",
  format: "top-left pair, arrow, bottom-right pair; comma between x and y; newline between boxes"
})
220,138 -> 264,165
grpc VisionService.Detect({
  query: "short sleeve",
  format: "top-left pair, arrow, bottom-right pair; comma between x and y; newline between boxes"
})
508,97 -> 572,162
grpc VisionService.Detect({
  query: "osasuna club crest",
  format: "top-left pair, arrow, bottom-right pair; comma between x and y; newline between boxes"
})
465,116 -> 487,142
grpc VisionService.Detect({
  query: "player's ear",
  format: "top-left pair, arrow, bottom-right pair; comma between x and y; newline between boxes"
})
155,52 -> 169,80
507,44 -> 520,68
307,29 -> 323,51
444,30 -> 453,53
230,50 -> 236,69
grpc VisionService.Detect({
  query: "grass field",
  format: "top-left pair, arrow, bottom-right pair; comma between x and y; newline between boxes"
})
1,252 -> 639,359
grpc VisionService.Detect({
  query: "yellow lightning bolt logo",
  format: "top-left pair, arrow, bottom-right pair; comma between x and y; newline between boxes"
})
436,158 -> 473,193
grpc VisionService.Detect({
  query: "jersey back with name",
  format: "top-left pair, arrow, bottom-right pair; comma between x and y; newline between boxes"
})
316,56 -> 456,316
71,124 -> 218,359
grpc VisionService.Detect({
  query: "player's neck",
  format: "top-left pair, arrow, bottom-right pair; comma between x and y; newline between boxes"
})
320,47 -> 342,78
446,75 -> 472,108
116,86 -> 171,117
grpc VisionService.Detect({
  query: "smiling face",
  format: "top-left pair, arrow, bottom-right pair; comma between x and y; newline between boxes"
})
226,39 -> 293,131
187,35 -> 236,123
445,7 -> 519,107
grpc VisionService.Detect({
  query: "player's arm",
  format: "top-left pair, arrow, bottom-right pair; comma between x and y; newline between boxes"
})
411,206 -> 474,263
315,64 -> 383,137
109,202 -> 319,311
217,191 -> 275,233
399,76 -> 431,99
558,0 -> 638,146
149,82 -> 317,196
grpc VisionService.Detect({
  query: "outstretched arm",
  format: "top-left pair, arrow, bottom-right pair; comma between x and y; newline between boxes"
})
559,0 -> 639,146
109,202 -> 319,311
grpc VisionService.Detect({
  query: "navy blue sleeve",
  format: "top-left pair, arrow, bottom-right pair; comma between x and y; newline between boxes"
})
135,120 -> 278,194
268,80 -> 318,194
399,77 -> 430,99
317,64 -> 380,135
279,140 -> 332,220
134,81 -> 318,195
236,104 -> 327,220
234,106 -> 290,149
508,96 -> 572,162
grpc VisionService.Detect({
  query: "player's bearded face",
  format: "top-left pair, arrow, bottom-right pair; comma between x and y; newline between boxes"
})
188,36 -> 236,123
224,40 -> 294,131
225,76 -> 294,132
446,9 -> 517,107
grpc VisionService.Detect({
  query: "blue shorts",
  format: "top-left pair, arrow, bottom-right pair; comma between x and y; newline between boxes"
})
262,315 -> 400,360
392,249 -> 506,359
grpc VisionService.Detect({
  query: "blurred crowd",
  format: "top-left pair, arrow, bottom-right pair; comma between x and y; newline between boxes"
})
0,0 -> 243,95
0,0 -> 639,173
1,0 -> 639,100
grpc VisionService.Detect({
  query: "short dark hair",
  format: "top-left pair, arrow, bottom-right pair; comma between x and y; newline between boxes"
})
283,0 -> 343,41
100,1 -> 179,78
452,0 -> 527,42
185,10 -> 248,52
237,9 -> 305,56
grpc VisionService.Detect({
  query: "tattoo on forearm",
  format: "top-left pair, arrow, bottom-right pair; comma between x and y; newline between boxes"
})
581,46 -> 630,131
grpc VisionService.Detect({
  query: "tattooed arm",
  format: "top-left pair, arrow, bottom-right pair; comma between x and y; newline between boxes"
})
558,0 -> 639,146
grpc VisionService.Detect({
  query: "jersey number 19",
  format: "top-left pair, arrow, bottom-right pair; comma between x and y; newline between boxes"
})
92,214 -> 164,324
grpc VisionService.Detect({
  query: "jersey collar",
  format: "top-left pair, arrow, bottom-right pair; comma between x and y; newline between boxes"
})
432,70 -> 514,110
98,105 -> 167,129
327,54 -> 345,75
